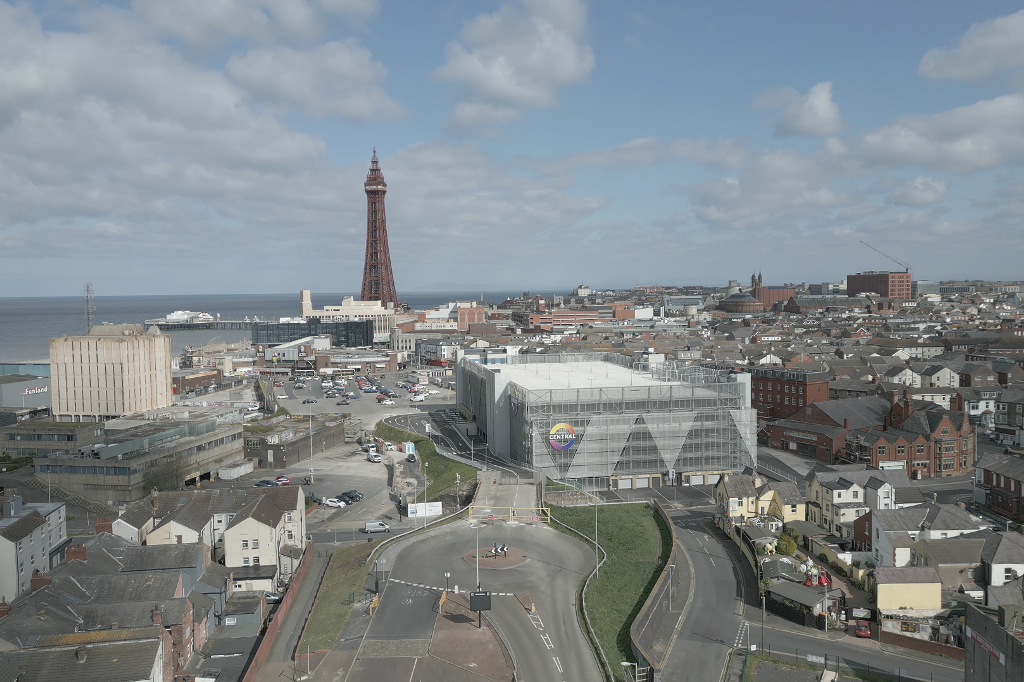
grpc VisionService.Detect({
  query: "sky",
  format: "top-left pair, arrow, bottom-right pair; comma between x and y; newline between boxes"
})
2,1 -> 1024,298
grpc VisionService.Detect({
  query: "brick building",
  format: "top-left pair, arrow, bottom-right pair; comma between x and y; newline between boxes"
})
744,366 -> 830,419
846,270 -> 912,300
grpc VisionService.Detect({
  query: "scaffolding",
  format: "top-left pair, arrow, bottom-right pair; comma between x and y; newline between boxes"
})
461,354 -> 756,490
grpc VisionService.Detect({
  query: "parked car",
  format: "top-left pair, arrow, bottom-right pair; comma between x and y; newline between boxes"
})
362,521 -> 391,534
322,498 -> 346,508
338,493 -> 357,504
265,592 -> 283,604
411,395 -> 425,402
275,475 -> 291,484
302,398 -> 317,404
381,399 -> 395,405
406,452 -> 417,462
427,389 -> 440,395
344,489 -> 364,500
376,394 -> 387,402
336,400 -> 350,406
384,442 -> 395,451
273,381 -> 284,387
254,480 -> 276,487
367,453 -> 382,463
855,621 -> 871,638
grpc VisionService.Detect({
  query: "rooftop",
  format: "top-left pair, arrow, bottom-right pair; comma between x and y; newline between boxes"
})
498,360 -> 663,390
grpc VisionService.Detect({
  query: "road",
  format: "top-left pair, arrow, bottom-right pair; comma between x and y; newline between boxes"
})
666,509 -> 965,682
366,519 -> 602,682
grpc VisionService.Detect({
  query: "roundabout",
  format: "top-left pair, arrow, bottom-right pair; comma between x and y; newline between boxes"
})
463,546 -> 529,569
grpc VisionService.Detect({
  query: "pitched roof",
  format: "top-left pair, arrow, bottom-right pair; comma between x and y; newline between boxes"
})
874,567 -> 940,584
920,538 -> 986,565
152,499 -> 211,534
2,635 -> 162,682
976,451 -> 1024,481
979,531 -> 1024,565
811,395 -> 890,429
0,511 -> 46,543
872,502 -> 985,533
720,474 -> 757,500
120,544 -> 202,572
224,496 -> 285,532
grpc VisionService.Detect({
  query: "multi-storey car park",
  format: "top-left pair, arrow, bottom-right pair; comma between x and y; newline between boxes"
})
457,353 -> 757,491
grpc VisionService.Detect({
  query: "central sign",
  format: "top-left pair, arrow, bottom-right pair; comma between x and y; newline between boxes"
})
548,423 -> 576,451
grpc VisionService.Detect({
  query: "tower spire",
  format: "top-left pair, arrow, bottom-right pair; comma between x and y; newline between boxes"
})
360,149 -> 398,308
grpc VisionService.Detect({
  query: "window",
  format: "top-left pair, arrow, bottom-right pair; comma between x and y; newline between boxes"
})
799,399 -> 803,406
1007,568 -> 1015,581
940,533 -> 948,539
897,445 -> 906,455
799,387 -> 804,394
242,540 -> 249,549
916,444 -> 925,455
225,616 -> 237,625
785,397 -> 790,405
243,557 -> 250,566
941,427 -> 950,436
252,539 -> 259,549
826,503 -> 831,512
877,446 -> 887,456
790,505 -> 797,513
853,490 -> 859,499
253,557 -> 260,565
837,491 -> 842,499
19,562 -> 23,574
285,512 -> 293,523
759,394 -> 763,401
286,530 -> 294,541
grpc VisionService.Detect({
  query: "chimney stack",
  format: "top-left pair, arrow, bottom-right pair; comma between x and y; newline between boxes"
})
66,544 -> 87,562
95,517 -> 113,535
844,418 -> 849,430
152,604 -> 162,625
30,573 -> 52,593
75,647 -> 87,663
0,601 -> 10,619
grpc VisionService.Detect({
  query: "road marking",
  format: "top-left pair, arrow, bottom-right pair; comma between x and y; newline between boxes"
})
529,614 -> 544,630
733,621 -> 747,647
553,656 -> 563,673
541,634 -> 554,649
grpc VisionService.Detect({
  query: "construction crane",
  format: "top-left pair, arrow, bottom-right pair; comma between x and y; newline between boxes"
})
859,241 -> 912,280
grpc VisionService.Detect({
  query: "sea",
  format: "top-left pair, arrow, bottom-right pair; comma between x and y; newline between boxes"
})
0,290 -> 564,363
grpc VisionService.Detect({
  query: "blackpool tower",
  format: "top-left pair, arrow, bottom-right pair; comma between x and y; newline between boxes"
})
359,148 -> 398,307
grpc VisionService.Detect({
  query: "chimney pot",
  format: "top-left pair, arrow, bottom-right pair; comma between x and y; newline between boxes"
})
75,647 -> 87,663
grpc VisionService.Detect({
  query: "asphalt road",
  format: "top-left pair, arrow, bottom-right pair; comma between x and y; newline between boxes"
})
372,519 -> 602,682
666,509 -> 965,682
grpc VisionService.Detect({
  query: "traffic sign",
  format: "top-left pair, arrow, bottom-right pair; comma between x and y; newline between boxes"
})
487,514 -> 494,520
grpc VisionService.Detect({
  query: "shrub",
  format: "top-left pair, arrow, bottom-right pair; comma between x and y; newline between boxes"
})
817,552 -> 829,563
777,534 -> 797,556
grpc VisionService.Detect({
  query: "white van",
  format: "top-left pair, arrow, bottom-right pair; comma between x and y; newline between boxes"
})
363,521 -> 391,533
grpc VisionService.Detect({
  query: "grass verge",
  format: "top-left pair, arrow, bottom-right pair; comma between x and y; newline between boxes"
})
296,541 -> 379,653
550,503 -> 671,681
742,653 -> 903,682
374,421 -> 479,503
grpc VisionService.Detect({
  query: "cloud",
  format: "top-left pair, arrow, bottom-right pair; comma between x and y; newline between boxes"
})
919,10 -> 1024,81
859,94 -> 1024,173
433,0 -> 595,129
684,149 -> 855,228
226,41 -> 403,119
131,0 -> 380,46
545,136 -> 750,173
756,82 -> 845,137
887,176 -> 949,206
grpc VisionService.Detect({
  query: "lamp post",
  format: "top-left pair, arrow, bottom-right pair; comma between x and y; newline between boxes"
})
668,564 -> 675,611
444,571 -> 450,593
620,661 -> 638,682
376,558 -> 386,592
423,461 -> 429,529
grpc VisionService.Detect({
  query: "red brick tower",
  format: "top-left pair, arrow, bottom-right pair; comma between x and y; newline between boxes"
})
360,148 -> 398,307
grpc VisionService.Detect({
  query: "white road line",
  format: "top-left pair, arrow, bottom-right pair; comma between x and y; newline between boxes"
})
541,634 -> 554,650
553,656 -> 563,673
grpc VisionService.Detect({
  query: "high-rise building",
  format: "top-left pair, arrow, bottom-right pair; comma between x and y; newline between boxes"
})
49,324 -> 172,422
360,149 -> 398,308
846,270 -> 911,299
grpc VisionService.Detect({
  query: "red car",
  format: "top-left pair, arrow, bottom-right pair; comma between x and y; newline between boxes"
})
274,476 -> 291,485
854,620 -> 871,638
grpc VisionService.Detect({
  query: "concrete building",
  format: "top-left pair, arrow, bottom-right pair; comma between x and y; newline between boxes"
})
964,602 -> 1024,682
33,414 -> 243,506
299,290 -> 395,342
50,324 -> 172,423
458,355 -> 756,490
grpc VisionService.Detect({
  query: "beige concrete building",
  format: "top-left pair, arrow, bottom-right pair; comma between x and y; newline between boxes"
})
299,290 -> 395,342
50,324 -> 172,422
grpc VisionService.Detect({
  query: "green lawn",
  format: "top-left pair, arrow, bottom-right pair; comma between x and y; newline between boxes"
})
550,504 -> 671,681
374,421 -> 479,503
296,541 -> 379,653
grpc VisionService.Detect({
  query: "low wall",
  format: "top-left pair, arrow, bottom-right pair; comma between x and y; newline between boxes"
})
879,630 -> 965,661
241,542 -> 313,682
629,500 -> 683,680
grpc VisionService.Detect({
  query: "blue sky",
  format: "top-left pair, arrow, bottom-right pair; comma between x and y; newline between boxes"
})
1,0 -> 1023,297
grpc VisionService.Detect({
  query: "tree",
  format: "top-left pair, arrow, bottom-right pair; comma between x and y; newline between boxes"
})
777,534 -> 797,556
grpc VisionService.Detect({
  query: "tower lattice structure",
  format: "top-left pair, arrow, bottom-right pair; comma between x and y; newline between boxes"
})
359,148 -> 398,307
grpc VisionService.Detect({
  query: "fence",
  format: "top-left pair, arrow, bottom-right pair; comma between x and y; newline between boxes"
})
879,629 -> 965,661
240,542 -> 313,682
467,505 -> 551,523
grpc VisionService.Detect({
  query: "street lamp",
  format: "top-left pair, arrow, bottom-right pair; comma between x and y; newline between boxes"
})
620,661 -> 638,682
444,571 -> 450,593
668,564 -> 675,611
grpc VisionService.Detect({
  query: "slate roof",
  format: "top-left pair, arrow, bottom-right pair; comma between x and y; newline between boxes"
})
872,502 -> 985,534
2,636 -> 162,682
75,599 -> 187,630
224,496 -> 285,532
0,657 -> 20,682
978,531 -> 1024,565
188,589 -> 215,623
768,581 -> 843,607
0,511 -> 46,543
975,452 -> 1024,481
120,543 -> 201,572
222,596 -> 262,616
117,486 -> 303,533
152,499 -> 211,534
893,487 -> 926,506
814,468 -> 910,491
920,538 -> 986,565
719,474 -> 758,501
762,481 -> 804,506
199,562 -> 232,589
874,567 -> 941,584
987,576 -> 1024,608
811,395 -> 891,429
